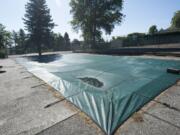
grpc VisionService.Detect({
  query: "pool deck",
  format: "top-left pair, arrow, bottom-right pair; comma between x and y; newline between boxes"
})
0,54 -> 180,135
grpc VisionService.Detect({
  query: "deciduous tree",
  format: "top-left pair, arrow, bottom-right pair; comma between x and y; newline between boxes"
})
70,0 -> 124,49
148,25 -> 158,34
0,24 -> 11,58
171,10 -> 180,29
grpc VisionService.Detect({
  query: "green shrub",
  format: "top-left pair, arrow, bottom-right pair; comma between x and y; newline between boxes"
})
0,49 -> 7,58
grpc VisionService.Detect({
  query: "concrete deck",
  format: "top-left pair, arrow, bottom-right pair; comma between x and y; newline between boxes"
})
0,56 -> 180,135
0,58 -> 102,135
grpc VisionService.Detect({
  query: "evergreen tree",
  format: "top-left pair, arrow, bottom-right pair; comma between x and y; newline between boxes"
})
12,29 -> 27,54
19,29 -> 26,49
64,32 -> 71,50
52,33 -> 64,51
23,0 -> 55,56
12,31 -> 19,48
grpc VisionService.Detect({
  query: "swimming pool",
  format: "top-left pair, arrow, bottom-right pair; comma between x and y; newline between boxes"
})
17,53 -> 180,135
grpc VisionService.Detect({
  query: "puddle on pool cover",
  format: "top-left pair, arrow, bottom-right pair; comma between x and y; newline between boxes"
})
78,77 -> 103,88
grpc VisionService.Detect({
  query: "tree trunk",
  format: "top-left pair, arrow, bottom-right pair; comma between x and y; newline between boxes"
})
92,1 -> 97,49
38,44 -> 42,56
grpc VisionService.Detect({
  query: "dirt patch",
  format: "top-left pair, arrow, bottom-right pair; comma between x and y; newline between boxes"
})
47,85 -> 64,100
132,112 -> 144,123
77,111 -> 103,135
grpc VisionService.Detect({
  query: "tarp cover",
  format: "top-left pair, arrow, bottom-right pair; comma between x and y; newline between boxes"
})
17,54 -> 180,135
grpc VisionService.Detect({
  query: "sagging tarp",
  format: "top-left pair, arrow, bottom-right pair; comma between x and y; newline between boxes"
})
17,54 -> 180,135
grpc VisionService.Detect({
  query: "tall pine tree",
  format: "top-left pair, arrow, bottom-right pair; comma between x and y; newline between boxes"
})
23,0 -> 55,56
64,32 -> 71,50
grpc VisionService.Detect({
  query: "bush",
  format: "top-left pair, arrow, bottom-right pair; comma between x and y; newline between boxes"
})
93,43 -> 111,50
0,49 -> 7,58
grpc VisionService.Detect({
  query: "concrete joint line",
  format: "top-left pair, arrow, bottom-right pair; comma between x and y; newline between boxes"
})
31,83 -> 47,88
44,99 -> 65,108
35,113 -> 78,135
22,76 -> 34,79
142,110 -> 180,130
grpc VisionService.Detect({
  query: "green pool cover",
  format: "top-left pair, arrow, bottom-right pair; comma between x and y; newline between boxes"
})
17,54 -> 180,135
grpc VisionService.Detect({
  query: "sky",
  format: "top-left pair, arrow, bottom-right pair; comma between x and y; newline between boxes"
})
0,0 -> 180,41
